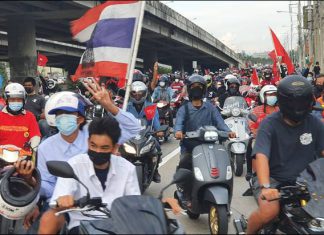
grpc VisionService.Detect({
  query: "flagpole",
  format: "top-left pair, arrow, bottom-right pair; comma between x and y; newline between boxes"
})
122,1 -> 146,110
269,27 -> 282,76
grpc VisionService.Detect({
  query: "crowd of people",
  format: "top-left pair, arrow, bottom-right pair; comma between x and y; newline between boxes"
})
0,57 -> 323,234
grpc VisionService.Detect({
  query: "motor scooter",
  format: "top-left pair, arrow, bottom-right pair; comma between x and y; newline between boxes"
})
218,96 -> 253,176
156,100 -> 172,143
174,126 -> 233,234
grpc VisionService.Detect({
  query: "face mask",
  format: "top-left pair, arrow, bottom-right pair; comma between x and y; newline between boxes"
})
228,87 -> 237,95
88,149 -> 111,165
175,79 -> 179,83
284,110 -> 309,123
189,87 -> 204,100
8,102 -> 23,112
159,82 -> 165,87
55,114 -> 78,136
25,88 -> 34,94
266,96 -> 277,106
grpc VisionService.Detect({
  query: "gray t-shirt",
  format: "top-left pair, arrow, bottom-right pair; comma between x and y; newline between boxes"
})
252,111 -> 324,183
25,94 -> 46,118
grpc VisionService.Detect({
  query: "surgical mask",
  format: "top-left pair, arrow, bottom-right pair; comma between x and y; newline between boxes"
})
88,150 -> 111,165
175,79 -> 179,83
55,114 -> 78,136
159,82 -> 165,87
228,87 -> 237,95
8,102 -> 23,112
266,96 -> 277,106
189,87 -> 204,100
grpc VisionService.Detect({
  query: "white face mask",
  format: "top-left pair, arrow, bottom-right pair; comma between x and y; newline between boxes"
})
159,82 -> 166,87
175,79 -> 179,83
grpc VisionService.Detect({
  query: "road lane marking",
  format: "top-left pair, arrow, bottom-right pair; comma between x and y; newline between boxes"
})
160,147 -> 180,167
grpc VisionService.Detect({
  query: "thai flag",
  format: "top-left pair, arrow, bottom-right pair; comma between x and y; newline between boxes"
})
70,1 -> 144,88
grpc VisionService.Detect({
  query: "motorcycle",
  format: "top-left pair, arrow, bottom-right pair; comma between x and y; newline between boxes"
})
171,91 -> 183,117
119,120 -> 164,193
156,100 -> 172,143
174,126 -> 233,234
234,158 -> 324,234
218,96 -> 253,176
47,160 -> 189,234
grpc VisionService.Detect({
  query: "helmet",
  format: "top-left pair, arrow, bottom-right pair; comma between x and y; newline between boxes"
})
45,91 -> 86,126
46,78 -> 57,90
4,83 -> 26,101
187,75 -> 207,100
259,85 -> 277,104
277,75 -> 314,123
226,77 -> 240,91
263,69 -> 273,80
0,167 -> 40,220
130,81 -> 148,104
133,69 -> 144,82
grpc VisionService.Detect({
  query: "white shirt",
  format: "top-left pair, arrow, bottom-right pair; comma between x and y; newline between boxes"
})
50,153 -> 140,229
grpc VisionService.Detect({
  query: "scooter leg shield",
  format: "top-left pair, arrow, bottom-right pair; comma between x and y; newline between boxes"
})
203,186 -> 229,205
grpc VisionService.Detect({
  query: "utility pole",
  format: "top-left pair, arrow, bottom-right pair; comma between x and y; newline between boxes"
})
297,0 -> 303,67
289,3 -> 294,60
307,0 -> 313,62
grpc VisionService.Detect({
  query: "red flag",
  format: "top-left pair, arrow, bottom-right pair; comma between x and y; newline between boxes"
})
144,104 -> 157,121
268,50 -> 280,80
37,53 -> 48,67
251,68 -> 259,86
269,28 -> 295,74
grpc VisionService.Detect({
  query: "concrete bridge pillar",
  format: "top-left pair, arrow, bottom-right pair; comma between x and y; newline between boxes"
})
143,50 -> 158,72
7,16 -> 37,84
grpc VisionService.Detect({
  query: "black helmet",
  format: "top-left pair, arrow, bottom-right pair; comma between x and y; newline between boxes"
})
187,75 -> 207,100
277,75 -> 314,123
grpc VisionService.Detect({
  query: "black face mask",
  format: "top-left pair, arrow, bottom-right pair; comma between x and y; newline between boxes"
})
88,150 -> 111,165
25,88 -> 34,94
228,87 -> 238,95
283,110 -> 310,123
189,87 -> 204,100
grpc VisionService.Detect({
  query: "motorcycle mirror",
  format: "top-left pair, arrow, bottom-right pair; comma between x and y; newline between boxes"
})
46,161 -> 91,199
248,113 -> 258,123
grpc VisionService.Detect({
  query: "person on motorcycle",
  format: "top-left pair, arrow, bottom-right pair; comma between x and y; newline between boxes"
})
38,116 -> 141,234
204,75 -> 218,103
23,77 -> 46,121
0,83 -> 41,152
246,75 -> 324,234
246,85 -> 279,181
174,75 -> 236,207
218,76 -> 242,108
170,73 -> 184,93
24,80 -> 141,230
260,68 -> 277,87
127,81 -> 164,183
152,74 -> 174,127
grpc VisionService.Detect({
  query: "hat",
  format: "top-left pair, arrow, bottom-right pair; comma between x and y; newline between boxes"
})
48,94 -> 85,116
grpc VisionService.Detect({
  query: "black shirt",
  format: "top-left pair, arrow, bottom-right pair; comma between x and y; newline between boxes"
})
252,112 -> 324,182
94,167 -> 109,190
206,86 -> 218,100
24,94 -> 46,118
313,65 -> 320,76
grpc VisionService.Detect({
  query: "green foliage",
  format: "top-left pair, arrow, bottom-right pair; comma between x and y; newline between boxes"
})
0,62 -> 8,90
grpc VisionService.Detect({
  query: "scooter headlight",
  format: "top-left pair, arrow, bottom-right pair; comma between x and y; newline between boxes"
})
204,131 -> 218,141
140,142 -> 154,155
231,108 -> 241,117
123,143 -> 136,155
308,218 -> 324,232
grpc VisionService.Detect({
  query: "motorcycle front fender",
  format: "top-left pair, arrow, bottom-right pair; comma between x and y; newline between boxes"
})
230,142 -> 246,154
203,186 -> 229,205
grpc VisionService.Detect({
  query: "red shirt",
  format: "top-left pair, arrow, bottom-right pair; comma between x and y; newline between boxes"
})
248,105 -> 279,136
260,79 -> 276,87
0,108 -> 41,149
171,81 -> 184,92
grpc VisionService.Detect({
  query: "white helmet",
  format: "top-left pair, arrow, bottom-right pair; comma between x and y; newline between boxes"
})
44,91 -> 76,126
130,81 -> 148,104
0,167 -> 40,220
224,74 -> 237,90
259,85 -> 277,104
4,83 -> 26,101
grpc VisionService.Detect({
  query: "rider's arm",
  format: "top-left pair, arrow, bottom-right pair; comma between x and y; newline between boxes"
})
27,112 -> 41,152
255,153 -> 271,185
114,109 -> 141,145
150,62 -> 159,92
174,105 -> 185,132
124,164 -> 141,195
152,109 -> 161,131
50,177 -> 78,208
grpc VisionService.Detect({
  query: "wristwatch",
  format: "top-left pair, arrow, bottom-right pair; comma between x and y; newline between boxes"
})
260,183 -> 271,189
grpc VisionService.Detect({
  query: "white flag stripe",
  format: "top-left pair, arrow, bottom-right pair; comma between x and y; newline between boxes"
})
99,1 -> 141,21
74,23 -> 97,43
93,46 -> 131,63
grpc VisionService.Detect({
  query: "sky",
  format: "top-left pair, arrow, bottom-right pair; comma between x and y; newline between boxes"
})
161,1 -> 306,54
